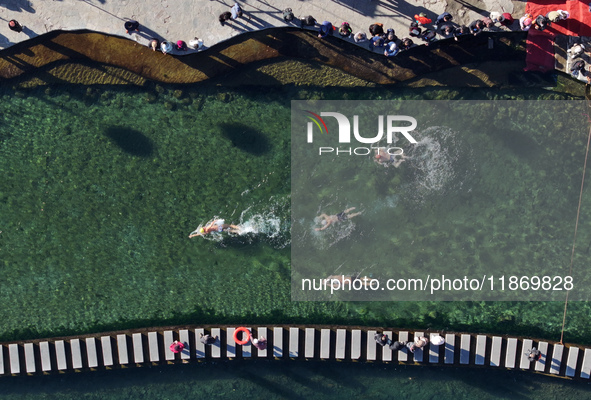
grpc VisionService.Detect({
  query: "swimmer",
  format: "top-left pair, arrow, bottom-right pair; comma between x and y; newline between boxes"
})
374,147 -> 408,168
315,207 -> 362,231
189,219 -> 241,238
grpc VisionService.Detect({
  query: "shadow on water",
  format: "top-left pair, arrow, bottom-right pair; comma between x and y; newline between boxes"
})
104,126 -> 154,157
0,361 -> 590,399
220,122 -> 270,155
494,128 -> 540,159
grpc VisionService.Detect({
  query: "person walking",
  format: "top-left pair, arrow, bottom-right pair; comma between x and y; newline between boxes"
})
149,38 -> 160,51
374,333 -> 391,347
176,40 -> 187,51
189,37 -> 204,49
161,41 -> 173,54
318,21 -> 333,38
525,347 -> 542,362
124,20 -> 140,34
526,347 -> 542,362
389,340 -> 407,351
252,337 -> 267,350
231,3 -> 243,20
219,12 -> 232,25
8,20 -> 23,33
169,340 -> 185,353
407,336 -> 429,353
199,333 -> 218,345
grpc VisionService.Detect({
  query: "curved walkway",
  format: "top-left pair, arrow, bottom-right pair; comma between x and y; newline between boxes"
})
0,29 -> 527,86
0,0 -> 524,54
1,325 -> 589,380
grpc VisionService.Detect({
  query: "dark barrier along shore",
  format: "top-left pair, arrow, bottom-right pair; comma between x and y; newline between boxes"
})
1,324 -> 589,380
0,28 -> 527,87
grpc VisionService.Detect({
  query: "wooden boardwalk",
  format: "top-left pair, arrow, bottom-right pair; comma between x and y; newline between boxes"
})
1,326 -> 590,380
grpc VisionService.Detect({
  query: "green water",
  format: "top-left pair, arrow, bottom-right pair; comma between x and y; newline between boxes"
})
1,85 -> 591,339
1,83 -> 591,397
291,100 -> 591,302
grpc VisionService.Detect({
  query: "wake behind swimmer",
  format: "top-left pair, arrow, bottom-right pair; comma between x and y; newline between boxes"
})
189,212 -> 285,244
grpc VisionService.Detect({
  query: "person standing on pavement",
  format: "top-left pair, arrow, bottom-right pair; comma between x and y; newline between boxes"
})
124,20 -> 140,34
8,20 -> 23,33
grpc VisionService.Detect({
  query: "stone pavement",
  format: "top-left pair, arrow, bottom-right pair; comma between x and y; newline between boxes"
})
0,0 -> 524,55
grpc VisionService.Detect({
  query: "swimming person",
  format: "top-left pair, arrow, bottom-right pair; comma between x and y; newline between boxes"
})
375,147 -> 408,167
189,219 -> 242,237
315,207 -> 362,231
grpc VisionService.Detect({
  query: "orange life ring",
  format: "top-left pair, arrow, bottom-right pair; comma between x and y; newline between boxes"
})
233,327 -> 251,345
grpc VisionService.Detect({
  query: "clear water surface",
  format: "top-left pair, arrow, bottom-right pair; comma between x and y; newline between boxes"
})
1,82 -> 591,397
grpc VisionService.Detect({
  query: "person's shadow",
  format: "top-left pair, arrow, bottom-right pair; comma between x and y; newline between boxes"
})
22,26 -> 37,39
0,31 -> 12,48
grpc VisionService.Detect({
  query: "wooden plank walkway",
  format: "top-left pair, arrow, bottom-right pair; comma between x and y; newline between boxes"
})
1,326 -> 590,380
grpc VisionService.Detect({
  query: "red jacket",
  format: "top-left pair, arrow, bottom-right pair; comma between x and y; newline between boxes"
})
414,14 -> 432,25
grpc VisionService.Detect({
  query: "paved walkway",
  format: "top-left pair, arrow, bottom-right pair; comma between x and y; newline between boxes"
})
2,325 -> 589,379
0,0 -> 524,55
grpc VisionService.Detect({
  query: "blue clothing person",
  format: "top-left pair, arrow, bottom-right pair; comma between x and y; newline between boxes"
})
318,21 -> 333,38
369,35 -> 385,48
435,12 -> 453,26
384,41 -> 399,56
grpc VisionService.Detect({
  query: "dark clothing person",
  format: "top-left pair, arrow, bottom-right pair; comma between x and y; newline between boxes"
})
124,20 -> 140,34
369,35 -> 385,48
453,26 -> 470,41
300,15 -> 317,27
400,38 -> 414,51
8,20 -> 23,33
219,12 -> 232,25
318,21 -> 333,38
439,23 -> 454,36
534,15 -> 550,31
369,23 -> 384,36
389,341 -> 407,351
386,28 -> 397,43
176,40 -> 187,51
283,8 -> 294,22
420,29 -> 437,45
339,22 -> 352,37
375,333 -> 391,347
199,333 -> 218,345
252,337 -> 267,350
409,22 -> 422,37
435,12 -> 453,26
571,60 -> 586,78
469,20 -> 485,35
526,348 -> 542,362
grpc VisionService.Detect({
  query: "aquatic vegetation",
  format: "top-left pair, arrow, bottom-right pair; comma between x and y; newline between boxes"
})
0,84 -> 589,345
